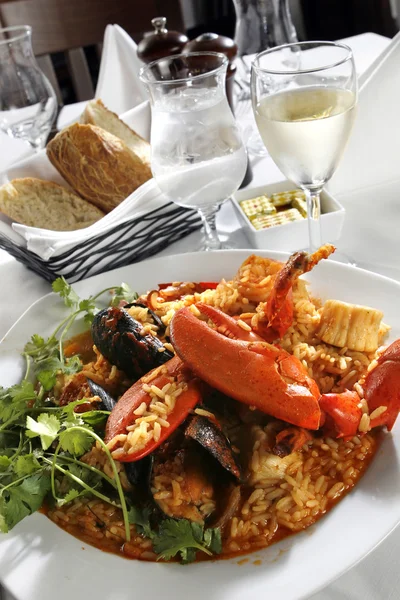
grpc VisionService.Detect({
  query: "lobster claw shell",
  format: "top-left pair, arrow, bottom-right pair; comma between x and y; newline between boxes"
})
170,306 -> 321,430
364,339 -> 400,431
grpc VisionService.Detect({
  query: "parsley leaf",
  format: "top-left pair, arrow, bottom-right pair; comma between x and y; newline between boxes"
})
37,369 -> 57,392
128,505 -> 153,539
52,277 -> 80,309
152,519 -> 221,564
24,334 -> 59,363
0,382 -> 37,423
0,456 -> 11,472
0,472 -> 51,532
63,356 -> 83,375
59,426 -> 94,457
57,488 -> 82,507
14,454 -> 42,477
203,526 -> 222,554
79,410 -> 110,427
26,414 -> 60,450
110,283 -> 138,307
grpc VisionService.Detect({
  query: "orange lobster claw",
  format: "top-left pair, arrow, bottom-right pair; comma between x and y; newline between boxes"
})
364,339 -> 400,431
319,390 -> 362,438
105,356 -> 201,461
170,304 -> 322,430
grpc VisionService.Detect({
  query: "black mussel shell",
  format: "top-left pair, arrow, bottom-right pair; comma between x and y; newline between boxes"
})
125,454 -> 154,487
184,414 -> 242,481
87,378 -> 117,411
91,306 -> 173,379
124,302 -> 166,334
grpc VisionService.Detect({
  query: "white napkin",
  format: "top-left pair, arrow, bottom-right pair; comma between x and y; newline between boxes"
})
0,132 -> 34,179
56,25 -> 148,130
95,24 -> 148,115
330,30 -> 400,196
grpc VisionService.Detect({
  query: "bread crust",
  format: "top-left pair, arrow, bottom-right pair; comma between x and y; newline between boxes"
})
81,99 -> 151,166
46,123 -> 152,213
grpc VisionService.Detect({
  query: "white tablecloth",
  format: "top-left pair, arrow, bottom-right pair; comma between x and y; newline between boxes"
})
0,31 -> 398,600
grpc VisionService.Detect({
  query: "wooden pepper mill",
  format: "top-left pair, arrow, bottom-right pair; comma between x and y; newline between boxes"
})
137,16 -> 189,63
183,32 -> 237,112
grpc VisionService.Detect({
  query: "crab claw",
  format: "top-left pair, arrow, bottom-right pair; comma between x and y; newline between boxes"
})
170,305 -> 321,430
364,339 -> 400,431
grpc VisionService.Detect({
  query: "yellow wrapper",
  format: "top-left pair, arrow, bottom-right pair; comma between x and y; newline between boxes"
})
291,197 -> 307,217
270,189 -> 306,207
252,208 -> 304,230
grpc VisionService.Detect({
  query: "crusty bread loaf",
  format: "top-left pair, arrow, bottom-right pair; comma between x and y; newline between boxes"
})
0,178 -> 104,231
81,99 -> 151,167
46,123 -> 152,213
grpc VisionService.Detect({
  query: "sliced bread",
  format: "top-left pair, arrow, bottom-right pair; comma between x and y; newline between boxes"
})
0,178 -> 105,231
46,123 -> 153,213
81,99 -> 151,166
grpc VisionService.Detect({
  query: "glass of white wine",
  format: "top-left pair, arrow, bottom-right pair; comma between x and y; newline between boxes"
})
251,41 -> 357,253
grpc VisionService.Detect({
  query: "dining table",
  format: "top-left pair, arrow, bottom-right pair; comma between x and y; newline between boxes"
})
0,30 -> 398,600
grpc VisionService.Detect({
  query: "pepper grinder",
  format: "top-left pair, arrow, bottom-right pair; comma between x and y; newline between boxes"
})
137,17 -> 189,63
183,32 -> 237,112
183,32 -> 252,187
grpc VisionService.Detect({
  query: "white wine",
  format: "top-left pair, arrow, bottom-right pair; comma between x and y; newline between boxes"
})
255,87 -> 356,188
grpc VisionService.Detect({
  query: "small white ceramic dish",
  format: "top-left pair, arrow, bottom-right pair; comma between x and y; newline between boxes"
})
0,250 -> 399,600
232,181 -> 345,252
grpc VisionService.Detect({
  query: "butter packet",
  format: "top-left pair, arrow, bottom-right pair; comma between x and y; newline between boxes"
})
240,195 -> 276,221
252,208 -> 304,230
270,189 -> 306,207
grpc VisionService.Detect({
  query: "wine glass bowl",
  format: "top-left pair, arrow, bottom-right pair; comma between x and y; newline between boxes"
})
0,26 -> 57,151
251,41 -> 357,253
140,52 -> 247,251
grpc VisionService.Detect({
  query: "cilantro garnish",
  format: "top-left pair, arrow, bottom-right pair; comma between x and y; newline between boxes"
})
109,283 -> 138,306
153,519 -> 222,564
128,508 -> 222,564
0,277 -> 223,564
26,414 -> 60,450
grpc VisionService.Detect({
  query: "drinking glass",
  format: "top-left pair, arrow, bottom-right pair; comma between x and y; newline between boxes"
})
251,41 -> 357,253
140,52 -> 247,251
0,26 -> 57,151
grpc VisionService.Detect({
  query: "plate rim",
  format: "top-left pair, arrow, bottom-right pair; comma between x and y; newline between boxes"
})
1,248 -> 400,600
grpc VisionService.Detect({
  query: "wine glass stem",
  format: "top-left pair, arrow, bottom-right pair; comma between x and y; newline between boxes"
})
198,205 -> 222,251
305,188 -> 322,253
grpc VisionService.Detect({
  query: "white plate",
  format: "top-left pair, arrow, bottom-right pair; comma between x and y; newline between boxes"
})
1,249 -> 400,600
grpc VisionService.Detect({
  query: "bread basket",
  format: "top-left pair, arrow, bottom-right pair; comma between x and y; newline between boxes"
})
0,195 -> 201,283
0,103 -> 202,283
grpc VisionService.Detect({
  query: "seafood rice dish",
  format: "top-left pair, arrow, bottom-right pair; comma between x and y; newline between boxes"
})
1,243 -> 399,564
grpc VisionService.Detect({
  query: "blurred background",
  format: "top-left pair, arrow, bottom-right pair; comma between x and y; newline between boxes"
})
0,0 -> 398,107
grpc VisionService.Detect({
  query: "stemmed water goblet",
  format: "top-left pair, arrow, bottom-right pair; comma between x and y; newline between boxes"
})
251,41 -> 357,255
0,26 -> 57,151
140,52 -> 247,251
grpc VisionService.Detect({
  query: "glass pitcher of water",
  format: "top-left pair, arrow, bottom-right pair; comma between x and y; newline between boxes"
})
0,26 -> 57,150
140,52 -> 247,251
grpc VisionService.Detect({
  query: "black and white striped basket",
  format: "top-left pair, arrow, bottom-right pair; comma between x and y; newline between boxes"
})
0,202 -> 202,283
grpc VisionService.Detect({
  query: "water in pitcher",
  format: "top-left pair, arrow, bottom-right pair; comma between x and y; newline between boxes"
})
151,88 -> 247,209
